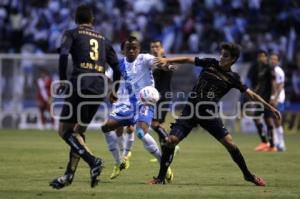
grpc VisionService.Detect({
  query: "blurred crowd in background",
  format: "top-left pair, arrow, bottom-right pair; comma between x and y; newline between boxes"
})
0,0 -> 300,103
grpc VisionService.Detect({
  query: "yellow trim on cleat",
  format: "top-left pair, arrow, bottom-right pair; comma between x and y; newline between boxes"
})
123,157 -> 130,170
110,164 -> 121,179
166,167 -> 174,183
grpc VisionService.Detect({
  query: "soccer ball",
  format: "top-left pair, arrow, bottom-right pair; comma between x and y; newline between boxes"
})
139,86 -> 160,104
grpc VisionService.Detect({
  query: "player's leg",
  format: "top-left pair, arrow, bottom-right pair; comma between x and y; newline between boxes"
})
136,105 -> 161,162
150,104 -> 196,184
273,103 -> 286,151
202,118 -> 266,186
264,115 -> 277,151
154,102 -> 180,156
151,120 -> 168,146
123,125 -> 135,158
101,119 -> 125,179
253,118 -> 269,151
219,134 -> 266,186
62,124 -> 88,183
38,102 -> 47,129
45,102 -> 55,127
49,122 -> 76,189
116,127 -> 125,155
60,92 -> 104,187
122,125 -> 135,170
101,103 -> 135,179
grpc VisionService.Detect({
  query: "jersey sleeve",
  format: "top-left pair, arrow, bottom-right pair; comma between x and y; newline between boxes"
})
58,30 -> 73,80
275,67 -> 285,84
60,30 -> 73,55
194,57 -> 218,68
143,53 -> 156,68
232,73 -> 248,93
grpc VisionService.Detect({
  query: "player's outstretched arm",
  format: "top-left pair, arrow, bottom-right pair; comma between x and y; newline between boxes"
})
154,57 -> 195,66
245,88 -> 281,120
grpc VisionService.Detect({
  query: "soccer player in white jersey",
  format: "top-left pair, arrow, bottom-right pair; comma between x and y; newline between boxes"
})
269,53 -> 286,151
100,36 -> 173,182
105,67 -> 135,179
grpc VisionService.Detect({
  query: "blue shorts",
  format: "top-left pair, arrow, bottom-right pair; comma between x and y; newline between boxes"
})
137,104 -> 154,126
109,103 -> 154,127
109,103 -> 136,126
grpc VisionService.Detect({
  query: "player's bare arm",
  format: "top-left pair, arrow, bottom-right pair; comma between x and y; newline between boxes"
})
154,57 -> 195,65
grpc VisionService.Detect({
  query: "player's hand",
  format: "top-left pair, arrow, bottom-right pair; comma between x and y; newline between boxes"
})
272,108 -> 281,121
109,92 -> 118,103
56,83 -> 67,95
154,57 -> 169,70
167,64 -> 178,71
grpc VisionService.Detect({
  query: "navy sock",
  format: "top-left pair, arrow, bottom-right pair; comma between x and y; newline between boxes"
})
63,130 -> 95,167
255,123 -> 267,143
229,147 -> 253,179
157,144 -> 175,180
153,125 -> 168,146
267,126 -> 274,147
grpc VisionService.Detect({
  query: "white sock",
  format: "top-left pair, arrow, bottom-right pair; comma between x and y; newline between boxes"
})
140,133 -> 161,162
123,133 -> 134,157
104,131 -> 122,165
273,129 -> 279,147
117,134 -> 124,154
275,126 -> 286,149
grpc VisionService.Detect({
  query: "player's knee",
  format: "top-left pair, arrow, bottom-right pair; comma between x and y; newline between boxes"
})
151,121 -> 159,129
136,128 -> 145,139
101,125 -> 112,133
168,135 -> 180,145
126,126 -> 135,134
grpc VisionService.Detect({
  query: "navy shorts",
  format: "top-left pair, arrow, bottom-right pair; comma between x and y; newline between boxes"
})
60,90 -> 102,125
170,103 -> 229,141
153,97 -> 171,123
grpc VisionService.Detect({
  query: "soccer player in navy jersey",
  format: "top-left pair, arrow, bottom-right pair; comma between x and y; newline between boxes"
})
150,43 -> 280,186
49,5 -> 121,189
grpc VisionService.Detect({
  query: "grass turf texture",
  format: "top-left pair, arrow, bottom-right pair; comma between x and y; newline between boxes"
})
0,129 -> 299,199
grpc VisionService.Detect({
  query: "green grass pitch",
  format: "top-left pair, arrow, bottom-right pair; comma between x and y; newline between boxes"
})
0,129 -> 300,199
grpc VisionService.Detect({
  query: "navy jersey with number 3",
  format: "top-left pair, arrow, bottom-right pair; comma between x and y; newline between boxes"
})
60,24 -> 120,94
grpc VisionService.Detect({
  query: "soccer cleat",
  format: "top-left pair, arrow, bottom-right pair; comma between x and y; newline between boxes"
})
122,156 -> 130,170
125,151 -> 132,159
165,167 -> 174,183
49,174 -> 73,189
90,158 -> 104,188
267,147 -> 277,152
110,164 -> 121,179
148,177 -> 165,185
276,146 -> 286,152
255,142 -> 269,151
244,175 -> 266,186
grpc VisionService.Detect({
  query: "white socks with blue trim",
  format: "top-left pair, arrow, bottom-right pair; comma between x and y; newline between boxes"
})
124,133 -> 134,157
104,131 -> 122,165
140,133 -> 161,162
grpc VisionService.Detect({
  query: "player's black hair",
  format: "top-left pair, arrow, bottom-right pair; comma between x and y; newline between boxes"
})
150,40 -> 163,46
257,49 -> 268,56
75,5 -> 93,24
126,36 -> 140,43
220,42 -> 240,63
